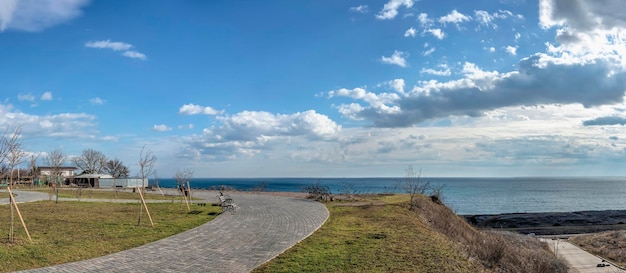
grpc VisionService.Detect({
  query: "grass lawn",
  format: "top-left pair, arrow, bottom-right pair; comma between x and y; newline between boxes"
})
253,195 -> 480,273
0,201 -> 220,272
12,187 -> 195,201
0,192 -> 9,199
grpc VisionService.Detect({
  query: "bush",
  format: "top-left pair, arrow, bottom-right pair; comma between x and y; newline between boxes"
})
301,182 -> 332,201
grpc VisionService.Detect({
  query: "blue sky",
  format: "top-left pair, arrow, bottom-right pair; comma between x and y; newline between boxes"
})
2,0 -> 626,178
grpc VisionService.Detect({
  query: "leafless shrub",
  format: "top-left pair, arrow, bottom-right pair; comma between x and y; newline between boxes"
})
301,182 -> 333,201
411,194 -> 568,273
251,182 -> 266,192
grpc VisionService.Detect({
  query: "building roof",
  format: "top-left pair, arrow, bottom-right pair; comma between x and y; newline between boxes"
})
38,166 -> 78,170
74,174 -> 113,179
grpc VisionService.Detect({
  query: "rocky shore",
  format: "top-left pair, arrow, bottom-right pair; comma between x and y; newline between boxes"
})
464,210 -> 626,235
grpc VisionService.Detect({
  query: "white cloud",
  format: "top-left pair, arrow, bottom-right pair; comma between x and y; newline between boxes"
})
423,47 -> 436,56
423,28 -> 445,39
489,47 -> 496,53
89,97 -> 106,105
349,5 -> 368,13
121,50 -> 147,60
381,50 -> 408,67
505,45 -> 518,55
85,39 -> 147,60
474,9 -> 514,29
418,13 -> 431,26
40,91 -> 52,101
387,79 -> 405,93
102,136 -> 119,142
153,124 -> 172,132
183,110 -> 341,159
85,40 -> 132,51
538,0 -> 626,67
420,65 -> 451,76
376,0 -> 414,20
179,103 -> 222,115
439,9 -> 472,25
329,53 -> 626,127
178,124 -> 194,130
404,27 -> 417,37
0,103 -> 97,138
0,0 -> 89,32
18,93 -> 35,101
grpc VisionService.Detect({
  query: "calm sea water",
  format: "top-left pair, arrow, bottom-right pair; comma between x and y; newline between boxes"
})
153,177 -> 626,215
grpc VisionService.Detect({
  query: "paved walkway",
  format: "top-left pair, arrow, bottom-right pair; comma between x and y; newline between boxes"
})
2,190 -> 329,273
542,238 -> 626,273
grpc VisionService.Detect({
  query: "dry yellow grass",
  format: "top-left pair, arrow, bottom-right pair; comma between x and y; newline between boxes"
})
570,230 -> 626,267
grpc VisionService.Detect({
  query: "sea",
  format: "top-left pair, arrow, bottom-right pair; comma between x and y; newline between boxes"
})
153,177 -> 626,215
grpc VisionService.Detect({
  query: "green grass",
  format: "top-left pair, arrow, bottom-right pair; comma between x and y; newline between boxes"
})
0,201 -> 220,272
253,195 -> 480,273
14,187 -> 196,200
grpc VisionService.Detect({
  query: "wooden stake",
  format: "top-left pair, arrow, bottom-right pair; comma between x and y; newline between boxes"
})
7,187 -> 32,242
137,188 -> 154,227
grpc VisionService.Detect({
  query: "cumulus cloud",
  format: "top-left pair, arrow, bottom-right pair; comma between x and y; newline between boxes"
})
381,50 -> 408,67
89,97 -> 106,105
423,28 -> 445,39
505,45 -> 518,55
179,103 -> 222,115
404,27 -> 417,37
0,0 -> 89,32
439,9 -> 471,25
183,110 -> 341,159
420,65 -> 451,76
474,9 -> 517,29
418,13 -> 432,26
153,124 -> 172,132
0,103 -> 97,138
40,91 -> 52,100
330,55 -> 626,127
539,0 -> 626,63
85,39 -> 147,60
349,5 -> 368,13
376,0 -> 414,20
583,116 -> 626,126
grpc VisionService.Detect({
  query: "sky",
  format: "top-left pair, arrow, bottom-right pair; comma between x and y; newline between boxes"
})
1,0 -> 626,178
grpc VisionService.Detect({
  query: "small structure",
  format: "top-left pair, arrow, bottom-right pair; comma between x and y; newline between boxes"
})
37,166 -> 78,185
98,178 -> 148,189
73,174 -> 113,187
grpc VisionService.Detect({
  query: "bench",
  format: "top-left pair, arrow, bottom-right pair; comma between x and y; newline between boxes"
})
218,193 -> 237,213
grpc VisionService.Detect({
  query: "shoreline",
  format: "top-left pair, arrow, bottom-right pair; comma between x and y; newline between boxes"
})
464,210 -> 626,235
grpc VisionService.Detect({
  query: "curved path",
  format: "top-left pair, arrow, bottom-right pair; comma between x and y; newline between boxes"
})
3,190 -> 329,273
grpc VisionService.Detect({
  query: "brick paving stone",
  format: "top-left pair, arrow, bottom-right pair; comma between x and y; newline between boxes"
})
4,190 -> 329,273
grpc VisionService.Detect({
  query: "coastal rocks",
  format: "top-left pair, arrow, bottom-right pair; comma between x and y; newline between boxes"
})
464,210 -> 626,235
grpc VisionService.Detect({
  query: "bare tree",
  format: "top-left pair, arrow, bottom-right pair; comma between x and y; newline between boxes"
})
175,168 -> 193,194
403,166 -> 430,211
104,158 -> 129,178
6,126 -> 27,186
28,153 -> 41,185
0,126 -> 10,168
72,148 -> 107,174
137,145 -> 157,180
45,149 -> 67,185
137,145 -> 157,226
